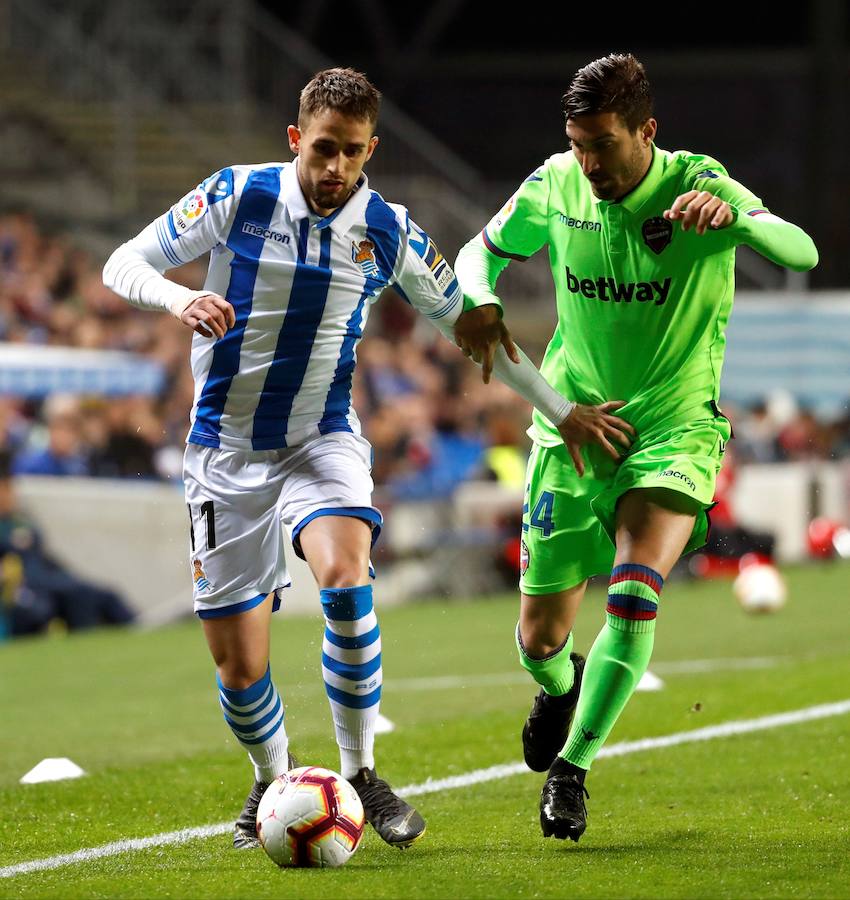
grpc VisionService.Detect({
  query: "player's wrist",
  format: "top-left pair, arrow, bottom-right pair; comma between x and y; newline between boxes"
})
462,294 -> 503,317
553,400 -> 577,425
168,289 -> 211,320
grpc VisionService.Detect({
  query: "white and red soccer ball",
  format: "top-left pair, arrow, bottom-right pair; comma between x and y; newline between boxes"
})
256,766 -> 365,868
732,554 -> 787,613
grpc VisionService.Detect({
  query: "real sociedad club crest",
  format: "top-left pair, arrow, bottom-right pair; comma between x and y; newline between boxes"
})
352,239 -> 380,278
642,216 -> 673,255
193,559 -> 212,594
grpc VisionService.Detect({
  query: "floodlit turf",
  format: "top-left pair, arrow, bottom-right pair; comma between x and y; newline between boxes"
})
1,564 -> 849,898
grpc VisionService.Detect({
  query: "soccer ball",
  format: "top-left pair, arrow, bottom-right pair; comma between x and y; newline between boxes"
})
256,766 -> 365,868
732,561 -> 787,613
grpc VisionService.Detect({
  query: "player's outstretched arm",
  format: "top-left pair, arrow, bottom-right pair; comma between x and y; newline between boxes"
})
663,187 -> 818,272
428,314 -> 635,475
397,210 -> 634,471
453,233 -> 512,381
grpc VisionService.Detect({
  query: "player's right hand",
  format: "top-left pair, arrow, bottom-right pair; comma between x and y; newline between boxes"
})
556,400 -> 635,478
181,293 -> 236,339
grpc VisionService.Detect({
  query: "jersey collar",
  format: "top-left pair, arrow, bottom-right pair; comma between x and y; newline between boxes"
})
591,144 -> 663,214
284,160 -> 370,236
618,144 -> 663,214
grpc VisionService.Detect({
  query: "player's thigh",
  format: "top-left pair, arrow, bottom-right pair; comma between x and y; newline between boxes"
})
520,442 -> 615,596
298,515 -> 373,587
614,488 -> 700,577
603,417 -> 730,573
280,432 -> 382,576
184,444 -> 289,615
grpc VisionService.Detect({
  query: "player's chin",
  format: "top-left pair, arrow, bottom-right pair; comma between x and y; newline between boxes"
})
588,179 -> 616,199
316,184 -> 348,209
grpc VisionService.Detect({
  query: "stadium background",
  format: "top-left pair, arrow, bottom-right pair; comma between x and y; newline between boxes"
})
2,3 -> 850,896
1,1 -> 849,623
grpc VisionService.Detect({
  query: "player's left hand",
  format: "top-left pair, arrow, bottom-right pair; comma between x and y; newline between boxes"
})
663,190 -> 733,235
453,304 -> 520,384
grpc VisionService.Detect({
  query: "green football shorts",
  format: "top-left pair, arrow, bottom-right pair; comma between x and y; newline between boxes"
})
519,414 -> 732,595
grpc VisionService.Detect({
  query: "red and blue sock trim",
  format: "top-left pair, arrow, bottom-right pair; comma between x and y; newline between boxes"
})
606,564 -> 663,621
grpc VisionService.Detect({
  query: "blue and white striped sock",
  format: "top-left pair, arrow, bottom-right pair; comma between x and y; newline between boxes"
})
217,665 -> 289,783
320,585 -> 382,779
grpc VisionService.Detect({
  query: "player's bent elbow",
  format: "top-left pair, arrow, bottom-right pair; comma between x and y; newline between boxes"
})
101,256 -> 117,291
101,246 -> 125,291
796,241 -> 819,272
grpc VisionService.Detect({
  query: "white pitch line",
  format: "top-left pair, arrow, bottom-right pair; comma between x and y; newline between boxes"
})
395,698 -> 850,796
2,697 -> 848,881
0,825 -> 232,879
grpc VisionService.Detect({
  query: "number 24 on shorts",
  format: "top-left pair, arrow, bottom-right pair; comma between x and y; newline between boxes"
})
524,491 -> 555,538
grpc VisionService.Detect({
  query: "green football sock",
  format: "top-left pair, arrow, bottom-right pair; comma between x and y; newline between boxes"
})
561,564 -> 663,769
516,623 -> 575,696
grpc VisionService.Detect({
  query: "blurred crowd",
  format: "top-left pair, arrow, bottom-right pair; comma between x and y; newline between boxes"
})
2,209 -> 850,496
0,210 -> 530,496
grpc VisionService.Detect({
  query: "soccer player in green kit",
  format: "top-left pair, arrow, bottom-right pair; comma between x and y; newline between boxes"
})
453,53 -> 818,842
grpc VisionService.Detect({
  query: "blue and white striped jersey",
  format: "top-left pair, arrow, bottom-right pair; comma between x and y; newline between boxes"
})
123,161 -> 463,450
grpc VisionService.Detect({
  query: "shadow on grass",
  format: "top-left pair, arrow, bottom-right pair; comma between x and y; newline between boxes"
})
547,828 -> 704,855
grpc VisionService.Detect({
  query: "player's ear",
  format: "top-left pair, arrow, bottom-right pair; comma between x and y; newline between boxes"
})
365,135 -> 379,163
641,118 -> 657,146
287,125 -> 301,155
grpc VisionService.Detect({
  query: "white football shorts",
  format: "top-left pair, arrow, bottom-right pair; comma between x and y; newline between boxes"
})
183,431 -> 382,618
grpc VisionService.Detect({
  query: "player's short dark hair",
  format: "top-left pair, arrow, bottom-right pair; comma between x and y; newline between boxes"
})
561,53 -> 653,132
298,68 -> 381,128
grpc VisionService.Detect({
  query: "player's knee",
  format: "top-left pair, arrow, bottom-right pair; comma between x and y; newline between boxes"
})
520,621 -> 570,659
316,558 -> 368,590
217,661 -> 268,691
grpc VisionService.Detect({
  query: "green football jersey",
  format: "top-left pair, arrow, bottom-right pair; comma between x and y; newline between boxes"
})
480,146 -> 775,446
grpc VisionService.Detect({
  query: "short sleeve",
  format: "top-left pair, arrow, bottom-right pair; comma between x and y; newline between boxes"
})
481,163 -> 550,261
393,215 -> 464,325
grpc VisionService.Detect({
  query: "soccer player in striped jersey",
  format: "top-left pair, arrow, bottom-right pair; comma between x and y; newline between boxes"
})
454,53 -> 818,842
103,68 -> 631,851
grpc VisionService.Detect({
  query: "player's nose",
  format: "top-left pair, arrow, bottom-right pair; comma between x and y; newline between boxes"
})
581,153 -> 600,175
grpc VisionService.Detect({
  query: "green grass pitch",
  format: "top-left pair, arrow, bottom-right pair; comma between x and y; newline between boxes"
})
1,564 -> 849,898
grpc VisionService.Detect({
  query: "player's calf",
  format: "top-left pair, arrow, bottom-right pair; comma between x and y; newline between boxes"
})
516,625 -> 585,771
521,653 -> 585,772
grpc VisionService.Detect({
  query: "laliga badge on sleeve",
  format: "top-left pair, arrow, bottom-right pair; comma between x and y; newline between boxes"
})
171,188 -> 209,234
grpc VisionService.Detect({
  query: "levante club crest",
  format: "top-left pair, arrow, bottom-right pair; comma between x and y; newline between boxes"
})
642,216 -> 673,255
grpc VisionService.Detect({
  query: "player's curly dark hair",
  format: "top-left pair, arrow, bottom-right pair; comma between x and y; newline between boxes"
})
561,53 -> 653,132
299,68 -> 381,128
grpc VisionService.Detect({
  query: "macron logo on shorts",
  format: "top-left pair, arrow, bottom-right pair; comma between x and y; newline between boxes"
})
657,469 -> 696,492
241,221 -> 291,244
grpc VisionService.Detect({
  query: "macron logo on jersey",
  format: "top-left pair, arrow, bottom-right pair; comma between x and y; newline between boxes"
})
558,213 -> 601,232
241,221 -> 291,244
565,266 -> 671,306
